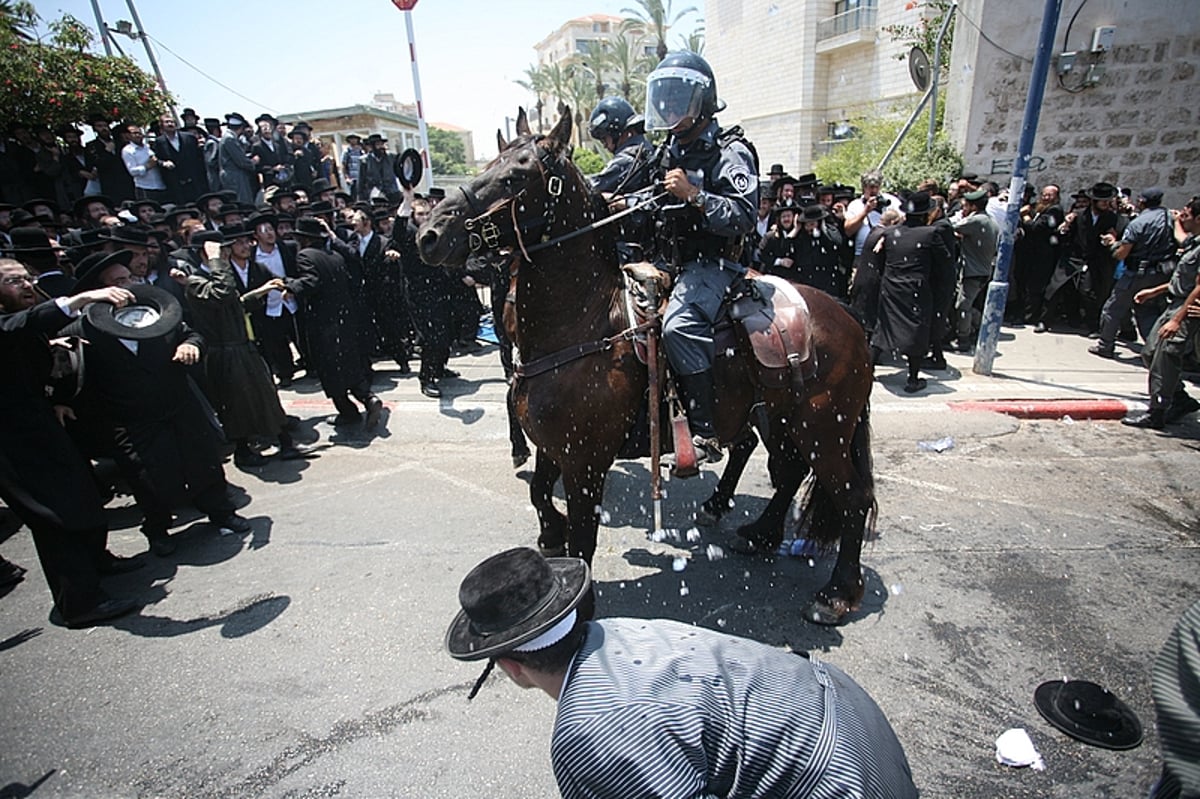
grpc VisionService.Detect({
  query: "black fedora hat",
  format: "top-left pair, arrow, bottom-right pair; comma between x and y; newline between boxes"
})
308,200 -> 335,216
796,172 -> 820,189
1034,680 -> 1142,750
180,107 -> 198,121
904,191 -> 935,216
73,249 -> 134,291
247,211 -> 278,231
767,163 -> 785,177
1085,182 -> 1118,201
772,198 -> 800,217
85,283 -> 183,341
394,148 -> 423,189
799,203 -> 829,223
105,225 -> 152,247
23,198 -> 60,217
292,216 -> 330,240
72,194 -> 113,218
219,221 -> 256,240
255,113 -> 278,126
445,547 -> 591,661
195,191 -> 225,209
427,186 -> 446,200
310,178 -> 335,196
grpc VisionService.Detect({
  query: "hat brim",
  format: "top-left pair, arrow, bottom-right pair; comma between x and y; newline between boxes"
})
84,284 -> 183,341
1034,680 -> 1143,750
445,557 -> 590,661
394,148 -> 424,189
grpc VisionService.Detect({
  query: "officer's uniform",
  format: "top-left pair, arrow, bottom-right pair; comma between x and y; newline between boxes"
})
659,120 -> 758,376
589,134 -> 654,195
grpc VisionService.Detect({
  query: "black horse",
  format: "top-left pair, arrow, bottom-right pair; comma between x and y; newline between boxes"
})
419,109 -> 877,624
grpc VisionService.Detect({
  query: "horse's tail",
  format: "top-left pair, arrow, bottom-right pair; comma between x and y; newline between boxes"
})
798,401 -> 877,548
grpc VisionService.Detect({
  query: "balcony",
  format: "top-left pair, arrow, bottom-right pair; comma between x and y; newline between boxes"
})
815,6 -> 877,53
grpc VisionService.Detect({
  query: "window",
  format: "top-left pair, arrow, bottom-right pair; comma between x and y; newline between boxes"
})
834,0 -> 874,13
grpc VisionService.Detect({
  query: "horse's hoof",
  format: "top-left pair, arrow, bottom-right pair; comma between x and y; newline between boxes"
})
538,543 -> 566,557
802,596 -> 857,626
728,535 -> 778,557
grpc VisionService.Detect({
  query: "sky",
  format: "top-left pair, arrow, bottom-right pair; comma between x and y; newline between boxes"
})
31,0 -> 702,159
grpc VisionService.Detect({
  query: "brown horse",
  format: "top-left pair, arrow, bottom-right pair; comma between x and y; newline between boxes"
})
418,109 -> 877,624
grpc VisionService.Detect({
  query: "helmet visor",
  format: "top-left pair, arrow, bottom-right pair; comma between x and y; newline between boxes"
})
645,66 -> 710,132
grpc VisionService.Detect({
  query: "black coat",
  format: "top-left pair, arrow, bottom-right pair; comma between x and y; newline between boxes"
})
286,244 -> 370,393
252,136 -> 291,190
871,222 -> 954,357
84,138 -> 134,203
153,131 -> 209,204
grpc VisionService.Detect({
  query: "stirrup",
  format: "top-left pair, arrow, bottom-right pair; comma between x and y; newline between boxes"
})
692,435 -> 724,464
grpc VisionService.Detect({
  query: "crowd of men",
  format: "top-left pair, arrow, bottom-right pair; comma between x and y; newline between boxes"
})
744,166 -> 1200,407
0,108 -> 494,628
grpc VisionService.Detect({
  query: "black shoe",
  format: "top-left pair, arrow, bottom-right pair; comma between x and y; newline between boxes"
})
1166,395 -> 1200,424
421,380 -> 442,398
276,443 -> 318,460
234,449 -> 269,468
1122,411 -> 1164,429
211,513 -> 252,534
955,341 -> 973,354
923,356 -> 948,370
97,551 -> 144,575
330,412 -> 362,427
903,377 -> 928,394
692,435 -> 724,464
1033,321 -> 1048,333
52,597 -> 141,629
364,396 -> 384,430
440,368 -> 460,379
1088,343 -> 1115,358
1086,331 -> 1102,340
277,376 -> 293,388
146,534 -> 176,557
397,360 -> 412,374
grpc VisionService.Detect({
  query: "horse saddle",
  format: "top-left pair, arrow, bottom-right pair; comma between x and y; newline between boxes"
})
723,274 -> 818,393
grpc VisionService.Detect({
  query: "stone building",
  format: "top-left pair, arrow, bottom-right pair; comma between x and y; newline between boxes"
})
279,104 -> 425,191
944,0 -> 1200,204
703,0 -> 922,175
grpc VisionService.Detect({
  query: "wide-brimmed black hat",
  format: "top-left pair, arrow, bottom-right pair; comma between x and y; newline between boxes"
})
394,148 -> 423,189
292,216 -> 329,240
73,194 -> 113,218
196,191 -> 225,209
181,107 -> 198,121
6,226 -> 59,270
445,547 -> 591,661
84,283 -> 183,341
216,203 -> 245,219
219,221 -> 256,240
23,198 -> 60,216
105,225 -> 152,247
1034,680 -> 1142,750
904,191 -> 935,216
190,229 -> 227,249
427,187 -> 446,200
308,200 -> 335,216
795,172 -> 819,189
247,211 -> 278,231
1085,182 -> 1118,201
799,203 -> 829,223
225,113 -> 248,128
310,178 -> 335,196
255,113 -> 278,126
772,198 -> 800,217
73,249 -> 134,291
767,163 -> 786,177
132,198 -> 162,212
366,133 -> 387,144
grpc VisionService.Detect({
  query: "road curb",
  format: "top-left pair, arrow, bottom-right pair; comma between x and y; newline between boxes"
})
947,398 -> 1145,419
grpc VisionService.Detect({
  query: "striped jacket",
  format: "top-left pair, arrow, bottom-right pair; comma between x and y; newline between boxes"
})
551,618 -> 918,798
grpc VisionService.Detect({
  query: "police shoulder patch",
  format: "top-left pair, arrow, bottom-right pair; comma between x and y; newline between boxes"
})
728,167 -> 753,194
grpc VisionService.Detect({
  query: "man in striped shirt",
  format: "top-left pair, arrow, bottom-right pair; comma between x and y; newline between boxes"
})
446,548 -> 918,798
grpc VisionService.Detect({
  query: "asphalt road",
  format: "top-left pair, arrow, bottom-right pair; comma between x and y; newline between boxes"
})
1,350 -> 1198,799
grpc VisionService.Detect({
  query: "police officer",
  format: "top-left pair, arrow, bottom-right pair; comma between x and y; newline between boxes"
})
587,96 -> 654,196
644,51 -> 758,464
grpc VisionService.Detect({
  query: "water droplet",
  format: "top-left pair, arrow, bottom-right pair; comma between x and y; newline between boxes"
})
672,556 -> 687,572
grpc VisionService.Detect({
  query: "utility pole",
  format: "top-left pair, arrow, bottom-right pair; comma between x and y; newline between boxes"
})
89,0 -> 112,56
974,0 -> 1063,375
123,0 -> 177,120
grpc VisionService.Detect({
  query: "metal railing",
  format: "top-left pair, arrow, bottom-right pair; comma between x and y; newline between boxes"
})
817,5 -> 878,42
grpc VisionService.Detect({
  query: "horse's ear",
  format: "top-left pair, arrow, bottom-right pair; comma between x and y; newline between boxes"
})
516,107 -> 531,137
548,106 -> 572,149
497,128 -> 507,152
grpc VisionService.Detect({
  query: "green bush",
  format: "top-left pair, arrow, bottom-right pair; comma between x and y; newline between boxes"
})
572,147 -> 606,177
814,106 -> 963,194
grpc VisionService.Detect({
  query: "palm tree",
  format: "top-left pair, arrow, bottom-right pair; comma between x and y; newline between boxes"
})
679,19 -> 705,55
516,64 -> 552,133
0,1 -> 37,42
570,40 -> 612,103
621,0 -> 698,62
562,68 -> 598,148
605,31 -> 656,103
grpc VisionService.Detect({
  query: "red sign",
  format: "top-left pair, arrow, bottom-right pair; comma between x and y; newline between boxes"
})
392,0 -> 418,9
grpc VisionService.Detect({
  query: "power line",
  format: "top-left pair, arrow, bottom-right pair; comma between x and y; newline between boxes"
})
144,33 -> 278,114
956,5 -> 1033,64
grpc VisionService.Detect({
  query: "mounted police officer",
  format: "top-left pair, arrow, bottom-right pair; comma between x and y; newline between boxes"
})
643,51 -> 758,464
587,96 -> 654,196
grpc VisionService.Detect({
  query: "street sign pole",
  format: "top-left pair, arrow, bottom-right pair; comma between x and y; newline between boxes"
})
393,0 -> 433,189
973,0 -> 1063,375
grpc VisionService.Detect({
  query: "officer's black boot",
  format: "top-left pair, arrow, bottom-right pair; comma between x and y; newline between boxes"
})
676,371 -> 723,464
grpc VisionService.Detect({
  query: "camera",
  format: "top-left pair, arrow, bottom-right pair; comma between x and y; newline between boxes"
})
875,196 -> 890,210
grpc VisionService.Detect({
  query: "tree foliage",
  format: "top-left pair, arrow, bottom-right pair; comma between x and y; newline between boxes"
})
621,0 -> 698,61
571,147 -> 605,176
813,106 -> 963,193
428,127 -> 469,175
0,8 -> 169,128
882,0 -> 956,70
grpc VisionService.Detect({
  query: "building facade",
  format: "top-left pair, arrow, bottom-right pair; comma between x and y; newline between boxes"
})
279,104 -> 425,190
704,0 -> 924,176
944,0 -> 1200,204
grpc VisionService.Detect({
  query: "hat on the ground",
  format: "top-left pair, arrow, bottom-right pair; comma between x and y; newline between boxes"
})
394,148 -> 423,189
1085,182 -> 1118,201
904,191 -> 935,216
292,216 -> 330,240
445,547 -> 591,662
73,249 -> 134,291
84,283 -> 183,340
1034,680 -> 1142,750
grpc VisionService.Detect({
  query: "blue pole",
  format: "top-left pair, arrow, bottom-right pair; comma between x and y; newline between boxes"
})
973,0 -> 1063,375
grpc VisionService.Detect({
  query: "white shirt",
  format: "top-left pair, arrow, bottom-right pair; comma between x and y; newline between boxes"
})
121,141 -> 166,190
357,230 -> 374,257
254,245 -> 296,316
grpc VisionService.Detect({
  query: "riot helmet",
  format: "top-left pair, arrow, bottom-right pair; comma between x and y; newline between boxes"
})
589,96 -> 642,142
644,51 -> 725,134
